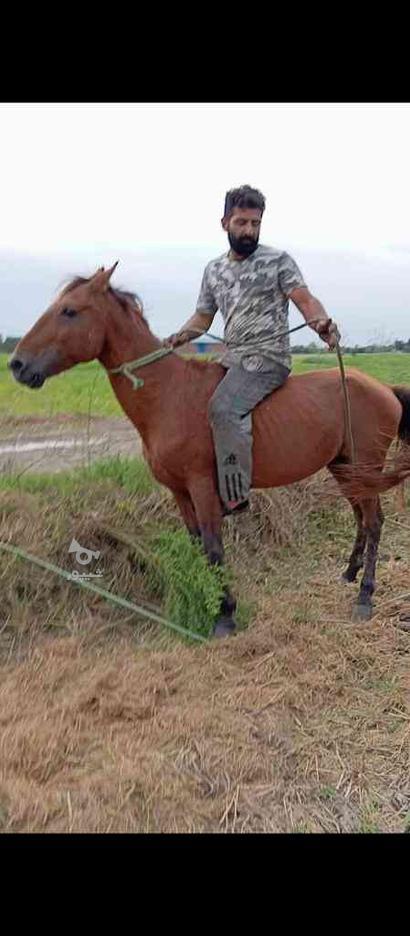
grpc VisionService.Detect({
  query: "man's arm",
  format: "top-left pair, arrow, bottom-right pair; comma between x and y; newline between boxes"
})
162,309 -> 215,349
163,262 -> 218,348
289,286 -> 339,349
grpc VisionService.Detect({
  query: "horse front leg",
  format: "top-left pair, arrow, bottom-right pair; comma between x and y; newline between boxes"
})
188,476 -> 238,638
172,490 -> 201,542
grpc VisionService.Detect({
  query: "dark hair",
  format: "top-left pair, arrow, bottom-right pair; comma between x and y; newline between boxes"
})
223,185 -> 266,218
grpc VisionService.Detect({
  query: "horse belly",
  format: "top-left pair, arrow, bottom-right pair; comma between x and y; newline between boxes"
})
251,428 -> 340,487
251,380 -> 344,488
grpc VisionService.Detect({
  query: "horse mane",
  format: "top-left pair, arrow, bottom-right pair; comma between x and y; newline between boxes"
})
60,276 -> 145,318
60,276 -> 221,367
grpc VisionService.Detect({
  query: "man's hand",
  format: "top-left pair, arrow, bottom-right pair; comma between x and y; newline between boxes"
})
314,318 -> 341,350
162,329 -> 200,349
162,311 -> 214,350
288,288 -> 340,352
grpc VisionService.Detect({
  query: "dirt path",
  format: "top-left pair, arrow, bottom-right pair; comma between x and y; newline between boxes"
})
0,415 -> 142,474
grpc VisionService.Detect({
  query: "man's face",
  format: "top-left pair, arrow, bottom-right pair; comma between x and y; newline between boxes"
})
222,207 -> 263,257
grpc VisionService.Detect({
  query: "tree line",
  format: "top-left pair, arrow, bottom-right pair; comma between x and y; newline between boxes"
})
291,339 -> 410,354
1,335 -> 410,355
0,336 -> 20,352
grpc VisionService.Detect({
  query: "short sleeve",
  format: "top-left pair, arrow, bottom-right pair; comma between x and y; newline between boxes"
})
195,264 -> 218,315
277,252 -> 306,298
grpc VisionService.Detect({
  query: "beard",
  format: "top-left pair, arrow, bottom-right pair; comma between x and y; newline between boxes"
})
227,231 -> 259,258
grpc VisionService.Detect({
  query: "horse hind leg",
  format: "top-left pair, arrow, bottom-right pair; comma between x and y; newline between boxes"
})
394,439 -> 406,513
328,462 -> 368,583
353,497 -> 384,620
328,461 -> 385,618
342,502 -> 367,583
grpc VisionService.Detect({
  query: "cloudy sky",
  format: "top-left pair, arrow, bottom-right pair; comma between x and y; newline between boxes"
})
1,102 -> 409,344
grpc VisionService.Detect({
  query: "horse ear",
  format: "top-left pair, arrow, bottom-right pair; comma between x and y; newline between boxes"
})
90,262 -> 119,293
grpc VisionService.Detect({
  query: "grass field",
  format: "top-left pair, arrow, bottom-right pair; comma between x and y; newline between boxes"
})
0,349 -> 409,833
0,455 -> 409,832
1,351 -> 409,420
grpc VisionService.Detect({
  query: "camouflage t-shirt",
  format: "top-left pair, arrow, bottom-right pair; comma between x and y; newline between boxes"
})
195,244 -> 306,371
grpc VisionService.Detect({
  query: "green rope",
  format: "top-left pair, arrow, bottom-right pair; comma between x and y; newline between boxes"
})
107,322 -> 317,387
0,540 -> 207,644
109,347 -> 171,388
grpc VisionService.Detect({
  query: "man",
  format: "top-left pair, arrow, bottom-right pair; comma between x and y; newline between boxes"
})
163,185 -> 339,515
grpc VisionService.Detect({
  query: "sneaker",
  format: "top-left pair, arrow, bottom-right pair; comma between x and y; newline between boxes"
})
222,499 -> 250,517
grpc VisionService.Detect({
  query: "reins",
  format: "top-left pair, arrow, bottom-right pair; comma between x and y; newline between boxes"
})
108,320 -> 318,386
334,340 -> 356,464
108,320 -> 356,463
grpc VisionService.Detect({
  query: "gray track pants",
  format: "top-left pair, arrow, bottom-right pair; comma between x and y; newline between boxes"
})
208,357 -> 290,507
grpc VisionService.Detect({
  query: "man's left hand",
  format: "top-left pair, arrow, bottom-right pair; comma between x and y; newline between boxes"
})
314,318 -> 340,350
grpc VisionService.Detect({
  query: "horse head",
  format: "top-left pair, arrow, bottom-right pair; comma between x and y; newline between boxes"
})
8,262 -> 120,388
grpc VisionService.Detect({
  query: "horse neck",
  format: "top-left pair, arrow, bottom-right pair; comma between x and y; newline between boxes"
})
98,297 -> 185,444
98,296 -> 162,367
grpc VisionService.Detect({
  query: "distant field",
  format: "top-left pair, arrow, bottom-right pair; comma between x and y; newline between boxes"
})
292,352 -> 410,384
0,355 -> 122,419
1,351 -> 409,420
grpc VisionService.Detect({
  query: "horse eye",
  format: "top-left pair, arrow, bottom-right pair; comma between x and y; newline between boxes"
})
61,307 -> 77,318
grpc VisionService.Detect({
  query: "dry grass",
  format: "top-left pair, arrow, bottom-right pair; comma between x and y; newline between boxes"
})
0,472 -> 409,833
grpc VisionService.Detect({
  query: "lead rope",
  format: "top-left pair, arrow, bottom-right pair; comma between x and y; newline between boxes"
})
0,541 -> 207,643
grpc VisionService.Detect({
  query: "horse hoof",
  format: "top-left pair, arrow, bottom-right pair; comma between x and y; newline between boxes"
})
213,617 -> 236,639
353,602 -> 373,621
342,571 -> 356,584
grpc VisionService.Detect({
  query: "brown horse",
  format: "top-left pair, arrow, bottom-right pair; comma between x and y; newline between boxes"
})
8,265 -> 410,636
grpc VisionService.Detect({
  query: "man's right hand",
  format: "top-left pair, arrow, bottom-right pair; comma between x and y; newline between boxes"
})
162,329 -> 200,349
315,318 -> 341,350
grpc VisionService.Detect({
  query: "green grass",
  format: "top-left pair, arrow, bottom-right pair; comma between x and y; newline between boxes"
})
2,352 -> 409,421
0,455 -> 231,641
147,529 -> 228,638
0,454 -> 157,496
292,351 -> 410,384
0,355 -> 122,419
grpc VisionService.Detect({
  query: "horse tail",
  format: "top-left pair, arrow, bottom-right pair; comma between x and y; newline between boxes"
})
332,385 -> 410,502
392,385 -> 410,443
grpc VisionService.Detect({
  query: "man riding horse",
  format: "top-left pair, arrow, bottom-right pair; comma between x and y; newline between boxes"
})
164,185 -> 339,515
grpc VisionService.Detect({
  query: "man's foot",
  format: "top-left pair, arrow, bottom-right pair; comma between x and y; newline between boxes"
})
222,498 -> 249,517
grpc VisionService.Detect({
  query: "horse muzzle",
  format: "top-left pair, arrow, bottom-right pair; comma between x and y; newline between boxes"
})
8,356 -> 46,389
8,349 -> 60,389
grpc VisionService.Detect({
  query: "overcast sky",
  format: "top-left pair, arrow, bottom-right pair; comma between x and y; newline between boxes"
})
1,102 -> 409,344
